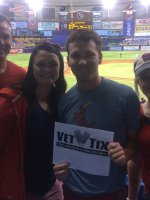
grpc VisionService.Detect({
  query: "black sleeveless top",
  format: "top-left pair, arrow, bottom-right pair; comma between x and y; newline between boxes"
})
24,101 -> 56,196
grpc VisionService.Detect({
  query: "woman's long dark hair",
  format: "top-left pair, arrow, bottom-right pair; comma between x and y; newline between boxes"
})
22,43 -> 67,117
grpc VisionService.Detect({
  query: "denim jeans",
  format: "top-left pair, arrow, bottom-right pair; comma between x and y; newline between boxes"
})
143,192 -> 150,200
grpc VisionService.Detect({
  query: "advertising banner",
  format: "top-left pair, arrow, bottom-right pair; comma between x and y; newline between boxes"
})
135,25 -> 150,36
59,12 -> 68,30
38,22 -> 56,30
28,20 -> 38,30
95,30 -> 108,36
108,30 -> 123,36
136,18 -> 150,25
93,11 -> 102,21
110,46 -> 122,51
123,46 -> 139,51
141,46 -> 150,51
95,30 -> 122,36
27,11 -> 38,30
13,4 -> 27,20
123,14 -> 135,37
43,31 -> 52,37
10,48 -> 23,54
93,21 -> 101,29
15,22 -> 28,29
135,19 -> 150,36
59,22 -> 68,30
135,25 -> 150,32
101,21 -> 123,29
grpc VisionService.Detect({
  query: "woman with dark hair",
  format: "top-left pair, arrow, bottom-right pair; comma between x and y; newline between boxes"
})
22,43 -> 66,113
22,43 -> 67,200
0,42 -> 67,200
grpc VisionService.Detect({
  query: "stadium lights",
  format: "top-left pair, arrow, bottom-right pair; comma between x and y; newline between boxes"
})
26,0 -> 43,12
141,0 -> 150,13
141,0 -> 150,6
101,0 -> 116,17
101,0 -> 116,10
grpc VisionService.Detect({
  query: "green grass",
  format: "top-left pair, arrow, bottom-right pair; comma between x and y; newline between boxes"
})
8,51 -> 142,67
65,75 -> 76,90
8,53 -> 31,67
7,51 -> 145,98
102,51 -> 141,60
100,63 -> 134,78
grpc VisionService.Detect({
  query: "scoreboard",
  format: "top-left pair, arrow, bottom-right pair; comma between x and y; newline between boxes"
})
68,22 -> 92,29
68,10 -> 93,30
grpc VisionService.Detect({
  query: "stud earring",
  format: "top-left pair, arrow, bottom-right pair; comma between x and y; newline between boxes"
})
52,83 -> 56,88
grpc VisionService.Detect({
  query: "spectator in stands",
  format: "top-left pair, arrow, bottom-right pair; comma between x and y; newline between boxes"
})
128,52 -> 150,200
0,14 -> 26,88
0,42 -> 66,200
53,29 -> 140,200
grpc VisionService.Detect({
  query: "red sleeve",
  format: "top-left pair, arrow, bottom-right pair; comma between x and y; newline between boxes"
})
0,97 -> 17,150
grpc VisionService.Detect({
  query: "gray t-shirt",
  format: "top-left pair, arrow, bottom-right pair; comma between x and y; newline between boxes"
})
58,78 -> 140,195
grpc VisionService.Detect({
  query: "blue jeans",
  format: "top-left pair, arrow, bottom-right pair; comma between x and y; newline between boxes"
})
143,192 -> 150,200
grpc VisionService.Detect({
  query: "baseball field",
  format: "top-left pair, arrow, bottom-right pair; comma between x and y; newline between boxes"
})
7,50 -> 144,98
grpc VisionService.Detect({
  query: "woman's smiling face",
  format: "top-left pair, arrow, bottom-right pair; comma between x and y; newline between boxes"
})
33,50 -> 60,87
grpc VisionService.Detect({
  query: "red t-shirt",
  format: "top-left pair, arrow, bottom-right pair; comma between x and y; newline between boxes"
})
138,108 -> 150,195
0,60 -> 26,88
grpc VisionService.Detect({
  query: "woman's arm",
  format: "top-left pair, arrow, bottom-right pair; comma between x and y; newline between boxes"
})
127,156 -> 141,200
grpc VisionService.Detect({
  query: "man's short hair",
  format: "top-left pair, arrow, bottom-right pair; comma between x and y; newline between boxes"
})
0,14 -> 11,28
66,29 -> 102,53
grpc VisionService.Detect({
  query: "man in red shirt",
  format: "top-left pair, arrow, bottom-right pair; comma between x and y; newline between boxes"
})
0,14 -> 27,200
0,14 -> 26,88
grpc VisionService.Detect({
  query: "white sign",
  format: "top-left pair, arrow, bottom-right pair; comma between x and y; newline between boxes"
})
123,46 -> 139,51
141,46 -> 150,51
136,18 -> 150,25
53,122 -> 114,176
11,22 -> 16,30
101,21 -> 123,29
